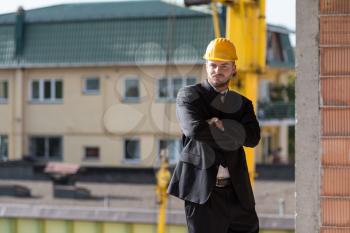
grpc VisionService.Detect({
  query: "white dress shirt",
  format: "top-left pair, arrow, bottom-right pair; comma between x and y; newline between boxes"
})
207,82 -> 231,179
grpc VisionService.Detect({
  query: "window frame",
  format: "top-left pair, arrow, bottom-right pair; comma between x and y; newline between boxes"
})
123,138 -> 141,163
171,77 -> 184,99
157,138 -> 182,165
0,80 -> 8,104
261,134 -> 272,164
29,79 -> 63,104
82,76 -> 100,95
156,76 -> 197,101
83,146 -> 100,161
29,135 -> 63,161
123,76 -> 140,102
0,135 -> 8,161
156,77 -> 170,101
186,76 -> 197,86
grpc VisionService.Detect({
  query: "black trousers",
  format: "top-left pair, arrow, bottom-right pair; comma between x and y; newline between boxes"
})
184,185 -> 259,233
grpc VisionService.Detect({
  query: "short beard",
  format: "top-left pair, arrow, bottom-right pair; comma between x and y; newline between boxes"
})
212,79 -> 230,89
211,72 -> 235,88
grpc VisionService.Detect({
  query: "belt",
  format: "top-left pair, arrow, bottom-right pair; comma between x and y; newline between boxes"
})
215,178 -> 231,188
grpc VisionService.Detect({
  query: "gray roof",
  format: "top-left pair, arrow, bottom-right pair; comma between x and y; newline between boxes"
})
267,24 -> 294,34
0,1 -> 294,68
0,1 -> 206,24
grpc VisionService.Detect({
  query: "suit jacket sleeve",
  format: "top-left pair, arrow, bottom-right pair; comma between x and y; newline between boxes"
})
239,99 -> 261,147
176,87 -> 260,151
177,87 -> 246,151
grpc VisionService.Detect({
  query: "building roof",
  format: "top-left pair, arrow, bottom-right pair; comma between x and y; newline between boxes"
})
267,24 -> 294,34
0,1 -> 294,68
0,1 -> 206,24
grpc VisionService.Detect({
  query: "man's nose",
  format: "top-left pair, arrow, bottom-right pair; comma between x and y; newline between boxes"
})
214,66 -> 221,73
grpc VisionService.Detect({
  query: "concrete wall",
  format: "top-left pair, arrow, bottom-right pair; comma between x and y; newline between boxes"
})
295,0 -> 320,232
0,218 -> 294,233
0,203 -> 295,233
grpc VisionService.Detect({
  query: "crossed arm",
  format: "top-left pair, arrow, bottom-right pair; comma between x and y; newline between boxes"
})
176,87 -> 261,151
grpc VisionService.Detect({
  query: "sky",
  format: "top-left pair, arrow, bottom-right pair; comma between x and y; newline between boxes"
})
0,0 -> 295,44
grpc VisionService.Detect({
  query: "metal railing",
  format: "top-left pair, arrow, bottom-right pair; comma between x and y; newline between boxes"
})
257,101 -> 295,120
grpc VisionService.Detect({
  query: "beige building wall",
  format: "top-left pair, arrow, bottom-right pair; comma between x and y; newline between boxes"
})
0,70 -> 17,161
1,63 -> 291,167
1,64 -> 293,167
0,71 -> 13,134
0,65 -> 207,167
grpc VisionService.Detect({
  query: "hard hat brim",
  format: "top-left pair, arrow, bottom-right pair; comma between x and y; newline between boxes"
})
203,56 -> 238,62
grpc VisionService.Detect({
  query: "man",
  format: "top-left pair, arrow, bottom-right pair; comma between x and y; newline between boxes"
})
167,38 -> 261,233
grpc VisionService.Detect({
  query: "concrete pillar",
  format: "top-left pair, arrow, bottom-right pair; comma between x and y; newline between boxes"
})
279,125 -> 288,163
296,0 -> 320,232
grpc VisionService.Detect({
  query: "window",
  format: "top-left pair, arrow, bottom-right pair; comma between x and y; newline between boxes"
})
0,80 -> 8,103
0,135 -> 8,161
159,139 -> 182,164
172,78 -> 183,99
258,80 -> 271,103
29,79 -> 63,103
83,77 -> 100,94
55,80 -> 63,99
158,78 -> 169,99
124,78 -> 140,101
186,77 -> 197,86
124,139 -> 140,161
261,134 -> 272,164
157,76 -> 197,100
267,32 -> 285,63
32,81 -> 40,100
84,147 -> 100,160
29,136 -> 62,160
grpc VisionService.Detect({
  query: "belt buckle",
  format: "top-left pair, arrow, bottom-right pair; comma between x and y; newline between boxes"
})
216,178 -> 230,187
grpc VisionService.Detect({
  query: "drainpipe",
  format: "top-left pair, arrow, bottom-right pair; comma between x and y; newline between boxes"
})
11,7 -> 25,160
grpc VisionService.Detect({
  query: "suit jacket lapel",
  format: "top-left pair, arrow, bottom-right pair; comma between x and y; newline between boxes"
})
200,79 -> 219,104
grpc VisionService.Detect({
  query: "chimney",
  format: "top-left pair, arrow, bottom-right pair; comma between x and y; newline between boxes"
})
15,6 -> 25,57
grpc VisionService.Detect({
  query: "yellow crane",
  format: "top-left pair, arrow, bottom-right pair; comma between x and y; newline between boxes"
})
155,149 -> 171,233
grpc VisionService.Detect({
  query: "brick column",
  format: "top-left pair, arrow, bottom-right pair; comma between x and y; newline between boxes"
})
320,0 -> 350,232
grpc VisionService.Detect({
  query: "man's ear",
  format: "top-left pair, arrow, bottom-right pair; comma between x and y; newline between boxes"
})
232,62 -> 236,69
231,63 -> 237,77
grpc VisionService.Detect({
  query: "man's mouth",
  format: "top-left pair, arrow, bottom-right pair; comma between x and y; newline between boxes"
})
213,74 -> 223,78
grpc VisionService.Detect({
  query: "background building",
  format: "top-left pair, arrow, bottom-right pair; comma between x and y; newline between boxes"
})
0,1 -> 294,171
0,1 -> 296,233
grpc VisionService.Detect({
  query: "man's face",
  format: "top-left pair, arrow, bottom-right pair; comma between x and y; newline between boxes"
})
206,60 -> 236,89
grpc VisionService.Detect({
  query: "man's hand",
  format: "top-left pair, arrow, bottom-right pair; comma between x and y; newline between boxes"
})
207,117 -> 224,131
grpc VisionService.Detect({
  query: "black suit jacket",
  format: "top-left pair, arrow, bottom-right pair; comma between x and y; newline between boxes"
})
167,79 -> 260,211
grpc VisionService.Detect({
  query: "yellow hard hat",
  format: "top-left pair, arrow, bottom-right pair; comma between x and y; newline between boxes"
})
203,38 -> 238,61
